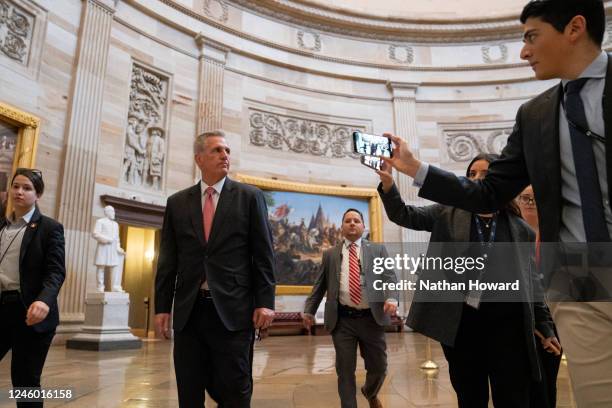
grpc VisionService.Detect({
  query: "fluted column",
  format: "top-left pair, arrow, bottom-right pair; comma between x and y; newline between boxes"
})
195,33 -> 228,133
57,0 -> 116,331
387,82 -> 426,318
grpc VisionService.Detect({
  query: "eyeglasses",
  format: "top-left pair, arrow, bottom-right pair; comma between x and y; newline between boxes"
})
15,168 -> 42,178
517,195 -> 536,206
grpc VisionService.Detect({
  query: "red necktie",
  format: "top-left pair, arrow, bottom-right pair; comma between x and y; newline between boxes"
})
203,187 -> 215,241
348,242 -> 361,305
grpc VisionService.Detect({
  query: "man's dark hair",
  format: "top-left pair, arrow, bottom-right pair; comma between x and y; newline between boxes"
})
520,0 -> 606,47
342,208 -> 364,223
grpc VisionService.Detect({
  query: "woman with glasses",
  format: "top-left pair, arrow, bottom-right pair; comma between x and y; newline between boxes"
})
377,153 -> 559,408
516,185 -> 562,408
0,168 -> 65,407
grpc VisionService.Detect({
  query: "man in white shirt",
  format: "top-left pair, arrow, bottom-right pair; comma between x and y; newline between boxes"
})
303,209 -> 398,408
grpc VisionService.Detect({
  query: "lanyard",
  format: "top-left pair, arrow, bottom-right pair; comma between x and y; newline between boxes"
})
473,214 -> 497,250
0,223 -> 27,267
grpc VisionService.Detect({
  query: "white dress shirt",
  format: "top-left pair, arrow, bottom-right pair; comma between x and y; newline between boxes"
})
339,238 -> 369,309
0,206 -> 36,292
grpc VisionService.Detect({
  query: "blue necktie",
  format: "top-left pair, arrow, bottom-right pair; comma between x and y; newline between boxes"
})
564,78 -> 611,242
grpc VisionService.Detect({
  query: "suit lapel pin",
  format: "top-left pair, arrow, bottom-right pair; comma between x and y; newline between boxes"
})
30,223 -> 37,228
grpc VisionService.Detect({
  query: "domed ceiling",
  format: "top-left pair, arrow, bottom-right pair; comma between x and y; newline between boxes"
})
297,0 -> 527,21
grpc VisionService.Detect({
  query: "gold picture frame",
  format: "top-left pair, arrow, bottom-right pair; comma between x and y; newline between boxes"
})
235,174 -> 383,295
0,101 -> 40,214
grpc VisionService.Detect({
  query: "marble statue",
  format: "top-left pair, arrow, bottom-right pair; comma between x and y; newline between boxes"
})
93,205 -> 125,292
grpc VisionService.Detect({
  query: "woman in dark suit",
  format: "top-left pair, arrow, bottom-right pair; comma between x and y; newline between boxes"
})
0,168 -> 65,407
377,154 -> 560,408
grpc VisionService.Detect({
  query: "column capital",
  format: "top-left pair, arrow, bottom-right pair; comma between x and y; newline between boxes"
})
84,0 -> 118,13
386,81 -> 420,99
195,32 -> 230,64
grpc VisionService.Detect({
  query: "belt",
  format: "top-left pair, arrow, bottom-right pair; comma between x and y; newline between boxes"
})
338,303 -> 370,318
0,290 -> 21,305
198,289 -> 213,299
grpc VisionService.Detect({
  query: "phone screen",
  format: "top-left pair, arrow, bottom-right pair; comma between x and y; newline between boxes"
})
360,155 -> 381,171
353,131 -> 392,158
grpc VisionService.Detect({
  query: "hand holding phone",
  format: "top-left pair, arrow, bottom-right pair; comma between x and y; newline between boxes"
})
353,131 -> 393,158
360,155 -> 381,171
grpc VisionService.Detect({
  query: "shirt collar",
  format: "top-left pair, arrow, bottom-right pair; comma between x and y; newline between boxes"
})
562,51 -> 607,86
8,206 -> 36,225
344,237 -> 362,249
201,177 -> 226,196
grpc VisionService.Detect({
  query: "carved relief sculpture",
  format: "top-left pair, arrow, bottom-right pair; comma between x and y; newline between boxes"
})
445,128 -> 512,162
0,0 -> 34,65
122,64 -> 169,190
249,108 -> 364,159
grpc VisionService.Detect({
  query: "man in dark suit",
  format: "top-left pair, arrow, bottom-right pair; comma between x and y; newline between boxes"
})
302,208 -> 398,408
382,1 -> 612,405
154,130 -> 276,407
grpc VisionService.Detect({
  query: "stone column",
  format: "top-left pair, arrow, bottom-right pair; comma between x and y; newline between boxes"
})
56,0 -> 116,335
193,33 -> 229,180
387,82 -> 427,318
195,33 -> 228,133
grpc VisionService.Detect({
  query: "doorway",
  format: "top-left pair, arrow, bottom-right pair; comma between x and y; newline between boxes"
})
119,225 -> 160,338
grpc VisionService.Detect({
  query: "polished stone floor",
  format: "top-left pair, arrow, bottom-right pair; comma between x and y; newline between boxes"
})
0,332 -> 575,407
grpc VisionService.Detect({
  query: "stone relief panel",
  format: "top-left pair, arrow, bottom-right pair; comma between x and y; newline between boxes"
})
248,106 -> 367,159
441,124 -> 513,163
122,64 -> 169,191
297,30 -> 321,52
0,0 -> 34,65
204,0 -> 228,22
388,45 -> 414,64
603,19 -> 612,47
481,44 -> 508,64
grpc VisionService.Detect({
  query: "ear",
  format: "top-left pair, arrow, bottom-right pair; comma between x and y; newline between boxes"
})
565,15 -> 588,42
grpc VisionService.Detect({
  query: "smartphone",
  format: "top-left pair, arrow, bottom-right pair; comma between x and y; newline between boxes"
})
360,155 -> 381,171
353,131 -> 392,158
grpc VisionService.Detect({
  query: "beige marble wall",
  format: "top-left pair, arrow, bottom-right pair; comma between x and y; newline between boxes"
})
0,0 -> 577,323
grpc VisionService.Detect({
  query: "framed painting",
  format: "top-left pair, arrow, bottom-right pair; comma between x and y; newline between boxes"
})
0,101 -> 40,214
235,174 -> 383,295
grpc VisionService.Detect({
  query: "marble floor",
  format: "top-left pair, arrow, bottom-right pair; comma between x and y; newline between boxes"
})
0,332 -> 575,407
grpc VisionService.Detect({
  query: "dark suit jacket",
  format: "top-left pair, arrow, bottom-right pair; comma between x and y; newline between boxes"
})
303,239 -> 398,331
1,207 -> 66,333
418,54 -> 612,246
379,183 -> 555,381
155,177 -> 276,332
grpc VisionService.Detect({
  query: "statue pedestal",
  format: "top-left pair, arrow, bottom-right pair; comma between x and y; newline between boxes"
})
66,292 -> 142,351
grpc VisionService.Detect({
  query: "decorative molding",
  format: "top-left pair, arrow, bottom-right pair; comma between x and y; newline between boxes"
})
0,100 -> 39,128
481,44 -> 508,64
203,0 -> 228,23
227,0 -> 528,43
0,0 -> 33,64
388,45 -> 414,64
122,63 -> 170,191
297,30 -> 321,52
101,194 -> 165,229
440,122 -> 514,162
246,102 -> 370,159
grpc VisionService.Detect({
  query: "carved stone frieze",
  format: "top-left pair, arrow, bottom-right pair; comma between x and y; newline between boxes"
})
122,64 -> 169,191
388,45 -> 414,64
248,108 -> 365,159
297,30 -> 321,52
444,127 -> 512,162
481,44 -> 508,64
204,0 -> 228,22
0,0 -> 34,65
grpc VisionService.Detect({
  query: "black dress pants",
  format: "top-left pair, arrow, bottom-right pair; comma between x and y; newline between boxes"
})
173,296 -> 254,408
441,302 -> 531,408
0,297 -> 55,408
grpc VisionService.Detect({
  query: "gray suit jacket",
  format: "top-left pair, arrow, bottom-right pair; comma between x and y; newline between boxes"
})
379,182 -> 556,381
303,240 -> 398,331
